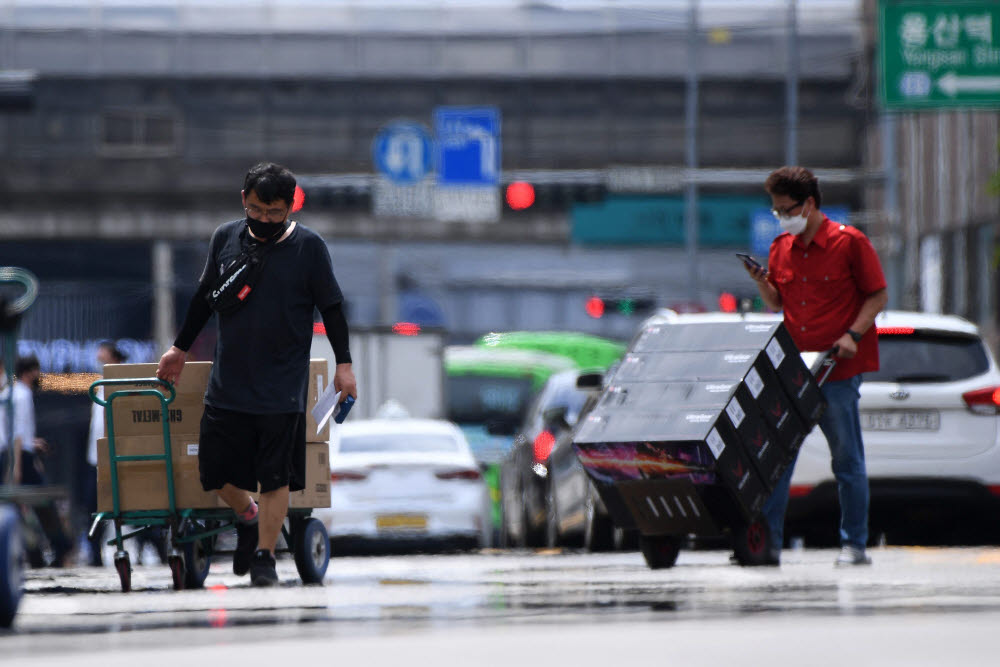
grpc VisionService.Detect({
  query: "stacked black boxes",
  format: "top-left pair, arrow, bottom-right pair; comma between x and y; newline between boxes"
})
574,319 -> 825,537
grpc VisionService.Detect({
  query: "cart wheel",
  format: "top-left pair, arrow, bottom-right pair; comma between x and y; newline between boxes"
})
639,535 -> 682,569
732,518 -> 774,567
168,554 -> 185,591
0,505 -> 24,628
293,518 -> 329,585
181,536 -> 213,590
114,552 -> 132,592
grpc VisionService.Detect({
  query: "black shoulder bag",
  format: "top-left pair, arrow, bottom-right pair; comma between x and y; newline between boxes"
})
204,227 -> 280,315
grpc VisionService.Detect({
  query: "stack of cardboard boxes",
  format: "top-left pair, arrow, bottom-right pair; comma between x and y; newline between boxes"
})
574,320 -> 825,536
96,360 -> 332,513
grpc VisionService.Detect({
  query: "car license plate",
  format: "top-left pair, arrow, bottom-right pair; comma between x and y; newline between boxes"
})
861,410 -> 940,431
376,514 -> 428,531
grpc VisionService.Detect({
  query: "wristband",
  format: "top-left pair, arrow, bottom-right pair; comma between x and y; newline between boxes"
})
847,329 -> 863,343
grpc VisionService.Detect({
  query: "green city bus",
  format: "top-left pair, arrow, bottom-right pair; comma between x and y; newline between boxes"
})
475,331 -> 626,371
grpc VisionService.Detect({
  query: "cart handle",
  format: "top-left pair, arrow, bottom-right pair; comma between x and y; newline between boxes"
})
88,377 -> 176,407
812,346 -> 839,387
0,266 -> 39,315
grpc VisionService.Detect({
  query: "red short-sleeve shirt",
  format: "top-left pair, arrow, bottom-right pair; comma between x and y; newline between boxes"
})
767,216 -> 887,382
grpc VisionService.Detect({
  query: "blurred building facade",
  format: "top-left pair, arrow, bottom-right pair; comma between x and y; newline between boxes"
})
0,0 -> 991,353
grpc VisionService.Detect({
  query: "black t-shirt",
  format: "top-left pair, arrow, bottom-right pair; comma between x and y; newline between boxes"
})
200,220 -> 343,414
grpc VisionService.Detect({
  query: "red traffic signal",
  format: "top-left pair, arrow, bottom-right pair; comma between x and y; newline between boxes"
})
505,182 -> 536,211
718,292 -> 738,313
585,296 -> 606,319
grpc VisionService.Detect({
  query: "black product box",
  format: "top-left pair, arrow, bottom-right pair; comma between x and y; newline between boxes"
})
739,363 -> 808,462
760,326 -> 827,426
630,319 -> 826,426
716,388 -> 787,488
575,407 -> 770,521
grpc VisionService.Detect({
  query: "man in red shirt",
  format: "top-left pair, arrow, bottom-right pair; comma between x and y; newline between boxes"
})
746,166 -> 888,566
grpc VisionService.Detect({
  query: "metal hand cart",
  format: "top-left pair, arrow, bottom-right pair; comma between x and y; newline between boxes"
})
0,266 -> 39,627
574,319 -> 840,570
88,377 -> 331,591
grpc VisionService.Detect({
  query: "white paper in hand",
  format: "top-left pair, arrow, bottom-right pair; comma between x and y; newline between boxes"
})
311,382 -> 342,435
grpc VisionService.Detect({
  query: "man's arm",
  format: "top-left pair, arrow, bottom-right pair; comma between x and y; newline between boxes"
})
156,281 -> 213,384
320,303 -> 357,401
831,287 -> 889,358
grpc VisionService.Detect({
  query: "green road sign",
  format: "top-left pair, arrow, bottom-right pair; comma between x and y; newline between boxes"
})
879,0 -> 1000,110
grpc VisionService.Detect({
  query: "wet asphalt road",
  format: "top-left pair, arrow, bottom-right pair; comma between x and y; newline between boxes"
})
5,546 -> 1000,666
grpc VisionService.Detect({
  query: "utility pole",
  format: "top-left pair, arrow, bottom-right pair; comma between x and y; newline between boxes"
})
684,0 -> 700,303
785,0 -> 799,166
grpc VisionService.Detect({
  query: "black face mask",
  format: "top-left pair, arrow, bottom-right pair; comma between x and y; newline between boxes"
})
245,216 -> 287,242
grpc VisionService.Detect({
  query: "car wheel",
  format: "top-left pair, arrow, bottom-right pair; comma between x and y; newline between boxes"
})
545,482 -> 560,549
639,535 -> 682,569
583,486 -> 614,552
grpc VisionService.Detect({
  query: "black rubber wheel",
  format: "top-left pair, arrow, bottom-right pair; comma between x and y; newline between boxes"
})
0,505 -> 23,628
732,519 -> 773,566
181,535 -> 213,589
114,553 -> 132,592
639,535 -> 683,569
583,486 -> 614,552
293,518 -> 329,585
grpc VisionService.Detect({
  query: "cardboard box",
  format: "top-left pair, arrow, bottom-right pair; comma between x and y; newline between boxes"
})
96,434 -> 217,512
103,360 -> 332,444
101,362 -> 212,439
305,359 -> 331,443
97,435 -> 330,512
289,442 -> 331,508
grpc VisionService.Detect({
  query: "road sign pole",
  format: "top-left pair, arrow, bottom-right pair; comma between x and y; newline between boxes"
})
684,0 -> 700,303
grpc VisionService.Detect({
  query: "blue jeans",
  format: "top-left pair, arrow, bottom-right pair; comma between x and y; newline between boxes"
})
762,374 -> 869,552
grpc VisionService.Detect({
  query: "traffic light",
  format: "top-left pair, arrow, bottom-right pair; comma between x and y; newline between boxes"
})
585,296 -> 656,319
503,175 -> 606,213
718,292 -> 766,313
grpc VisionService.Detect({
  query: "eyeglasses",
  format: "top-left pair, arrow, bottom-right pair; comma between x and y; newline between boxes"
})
245,203 -> 288,221
771,199 -> 805,218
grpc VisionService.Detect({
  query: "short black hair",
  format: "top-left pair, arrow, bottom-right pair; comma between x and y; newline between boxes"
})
765,166 -> 822,209
15,354 -> 39,378
243,162 -> 296,207
99,340 -> 127,363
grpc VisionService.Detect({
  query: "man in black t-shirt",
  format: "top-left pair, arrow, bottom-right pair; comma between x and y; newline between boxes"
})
157,162 -> 356,587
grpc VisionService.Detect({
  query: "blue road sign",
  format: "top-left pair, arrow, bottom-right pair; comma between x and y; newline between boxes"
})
434,106 -> 501,185
372,121 -> 434,185
750,206 -> 852,258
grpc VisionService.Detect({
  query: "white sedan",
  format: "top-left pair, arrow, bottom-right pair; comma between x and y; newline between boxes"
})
315,418 -> 493,552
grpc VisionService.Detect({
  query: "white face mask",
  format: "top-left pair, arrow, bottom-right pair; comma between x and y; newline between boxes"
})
776,205 -> 809,236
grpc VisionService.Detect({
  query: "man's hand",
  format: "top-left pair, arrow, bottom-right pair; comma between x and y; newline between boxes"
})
33,437 -> 50,457
156,346 -> 187,385
334,363 -> 357,402
833,333 -> 858,359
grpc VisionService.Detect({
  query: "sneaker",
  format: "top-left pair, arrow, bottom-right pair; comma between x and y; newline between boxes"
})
233,521 -> 259,576
834,545 -> 872,567
249,549 -> 279,587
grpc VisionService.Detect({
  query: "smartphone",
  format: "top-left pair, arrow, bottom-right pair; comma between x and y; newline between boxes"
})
334,395 -> 356,424
735,253 -> 764,271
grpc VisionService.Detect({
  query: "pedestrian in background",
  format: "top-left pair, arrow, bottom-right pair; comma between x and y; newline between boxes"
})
157,162 -> 356,586
745,166 -> 888,567
7,355 -> 73,567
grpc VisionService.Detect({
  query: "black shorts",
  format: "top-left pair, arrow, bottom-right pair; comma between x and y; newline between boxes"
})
199,404 -> 306,494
